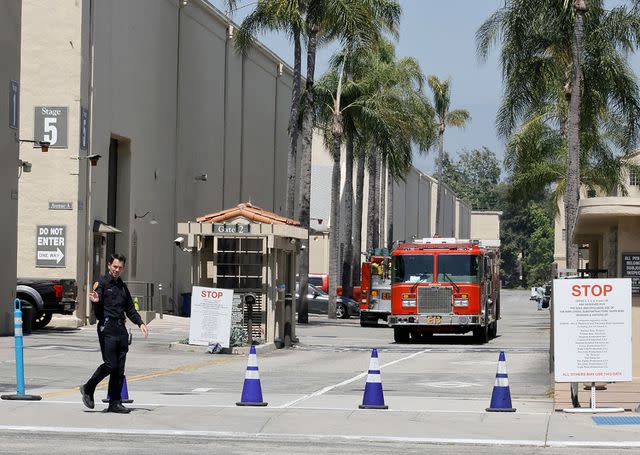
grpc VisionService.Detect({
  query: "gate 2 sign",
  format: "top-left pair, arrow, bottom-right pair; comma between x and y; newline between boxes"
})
34,106 -> 68,148
553,278 -> 632,383
36,225 -> 66,267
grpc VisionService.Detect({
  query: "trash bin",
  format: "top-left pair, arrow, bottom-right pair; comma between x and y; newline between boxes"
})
20,301 -> 34,335
181,293 -> 192,317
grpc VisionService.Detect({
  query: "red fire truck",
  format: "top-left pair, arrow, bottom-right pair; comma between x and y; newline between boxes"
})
359,252 -> 392,327
387,238 -> 500,344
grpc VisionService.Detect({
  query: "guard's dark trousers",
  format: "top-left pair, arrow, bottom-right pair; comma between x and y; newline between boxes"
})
84,320 -> 129,403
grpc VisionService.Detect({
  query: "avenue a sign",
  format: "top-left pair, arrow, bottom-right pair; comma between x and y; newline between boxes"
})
554,279 -> 632,383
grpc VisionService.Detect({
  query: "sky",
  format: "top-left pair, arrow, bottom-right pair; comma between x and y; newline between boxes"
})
209,0 -> 640,178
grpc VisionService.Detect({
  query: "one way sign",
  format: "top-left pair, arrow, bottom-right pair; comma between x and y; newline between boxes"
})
36,225 -> 66,268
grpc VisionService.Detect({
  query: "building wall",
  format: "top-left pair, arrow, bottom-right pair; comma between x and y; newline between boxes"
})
470,211 -> 502,241
18,0 -> 84,281
457,199 -> 471,239
0,0 -> 21,335
618,217 -> 640,376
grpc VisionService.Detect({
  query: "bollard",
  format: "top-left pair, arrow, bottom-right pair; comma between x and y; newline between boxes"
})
1,299 -> 42,401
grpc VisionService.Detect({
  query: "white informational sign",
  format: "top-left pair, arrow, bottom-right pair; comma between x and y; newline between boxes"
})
554,278 -> 632,383
188,286 -> 234,347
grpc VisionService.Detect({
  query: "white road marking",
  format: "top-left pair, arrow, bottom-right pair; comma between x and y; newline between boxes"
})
418,381 -> 482,388
2,424 -> 637,448
0,399 -> 551,415
278,348 -> 432,408
192,388 -> 213,393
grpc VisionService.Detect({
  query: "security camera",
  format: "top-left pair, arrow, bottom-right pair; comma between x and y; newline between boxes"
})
174,236 -> 184,247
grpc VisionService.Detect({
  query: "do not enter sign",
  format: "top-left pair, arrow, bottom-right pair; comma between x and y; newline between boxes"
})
36,225 -> 66,267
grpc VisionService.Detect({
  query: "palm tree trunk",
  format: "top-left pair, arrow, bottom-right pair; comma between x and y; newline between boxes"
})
341,132 -> 354,300
435,126 -> 444,235
285,28 -> 302,219
565,0 -> 587,271
379,159 -> 387,247
367,145 -> 379,250
567,0 -> 588,410
328,113 -> 343,319
296,25 -> 318,324
352,151 -> 365,285
386,175 -> 394,251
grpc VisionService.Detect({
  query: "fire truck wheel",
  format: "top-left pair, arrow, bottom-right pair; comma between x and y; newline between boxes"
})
393,327 -> 410,343
488,321 -> 498,339
473,325 -> 489,344
360,319 -> 377,327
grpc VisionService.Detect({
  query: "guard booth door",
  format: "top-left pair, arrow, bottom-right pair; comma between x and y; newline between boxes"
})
214,237 -> 266,342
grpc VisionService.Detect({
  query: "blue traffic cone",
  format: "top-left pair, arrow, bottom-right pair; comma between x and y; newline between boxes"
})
359,348 -> 388,409
236,345 -> 268,406
103,375 -> 133,404
486,351 -> 516,412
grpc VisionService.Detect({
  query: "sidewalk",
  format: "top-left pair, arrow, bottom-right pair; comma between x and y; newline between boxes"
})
554,381 -> 640,411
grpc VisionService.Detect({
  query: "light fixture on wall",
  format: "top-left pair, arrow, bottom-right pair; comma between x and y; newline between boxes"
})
194,174 -> 207,182
16,136 -> 50,152
18,159 -> 32,174
134,210 -> 158,225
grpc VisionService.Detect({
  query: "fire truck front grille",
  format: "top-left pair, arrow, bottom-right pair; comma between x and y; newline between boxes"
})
417,286 -> 452,314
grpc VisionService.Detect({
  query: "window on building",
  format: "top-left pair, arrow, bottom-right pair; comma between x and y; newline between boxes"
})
630,170 -> 640,187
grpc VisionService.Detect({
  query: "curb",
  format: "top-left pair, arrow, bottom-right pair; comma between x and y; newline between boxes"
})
168,341 -> 278,356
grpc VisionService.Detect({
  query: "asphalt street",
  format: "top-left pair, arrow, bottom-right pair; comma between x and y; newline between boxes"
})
1,289 -> 638,453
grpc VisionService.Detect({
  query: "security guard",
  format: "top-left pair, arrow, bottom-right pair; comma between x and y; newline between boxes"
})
80,253 -> 149,413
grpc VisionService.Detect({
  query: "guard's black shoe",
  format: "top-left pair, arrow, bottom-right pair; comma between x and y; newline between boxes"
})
107,402 -> 131,414
80,384 -> 94,409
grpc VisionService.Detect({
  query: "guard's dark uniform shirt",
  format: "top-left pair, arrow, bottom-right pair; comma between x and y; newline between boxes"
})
94,274 -> 143,327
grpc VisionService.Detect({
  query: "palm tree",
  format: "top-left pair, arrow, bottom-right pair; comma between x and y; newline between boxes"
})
231,0 -> 304,221
428,76 -> 470,235
477,0 -> 640,269
300,1 -> 401,319
506,114 -> 640,204
316,39 -> 433,317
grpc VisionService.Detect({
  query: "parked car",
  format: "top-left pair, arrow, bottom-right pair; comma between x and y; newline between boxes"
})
16,278 -> 77,329
296,283 -> 359,319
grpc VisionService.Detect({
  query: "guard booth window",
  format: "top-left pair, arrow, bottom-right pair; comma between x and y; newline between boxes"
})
215,238 -> 264,291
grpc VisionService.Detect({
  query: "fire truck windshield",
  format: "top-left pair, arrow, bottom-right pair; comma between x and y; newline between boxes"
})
436,254 -> 480,283
392,255 -> 434,284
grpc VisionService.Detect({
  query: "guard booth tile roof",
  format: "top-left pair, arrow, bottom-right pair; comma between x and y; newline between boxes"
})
196,202 -> 301,226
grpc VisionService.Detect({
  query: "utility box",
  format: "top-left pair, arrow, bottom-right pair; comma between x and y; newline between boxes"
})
177,203 -> 307,348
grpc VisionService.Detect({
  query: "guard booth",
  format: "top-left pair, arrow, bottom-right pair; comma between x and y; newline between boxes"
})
177,203 -> 307,348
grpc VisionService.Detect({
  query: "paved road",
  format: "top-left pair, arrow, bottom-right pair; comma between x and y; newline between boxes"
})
3,289 -> 639,453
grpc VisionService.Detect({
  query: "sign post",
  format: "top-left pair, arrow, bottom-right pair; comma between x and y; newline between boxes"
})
553,278 -> 632,413
188,286 -> 234,348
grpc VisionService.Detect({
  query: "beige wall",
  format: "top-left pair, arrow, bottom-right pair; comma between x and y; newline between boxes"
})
470,211 -> 501,241
1,0 -> 21,335
17,0 -> 84,281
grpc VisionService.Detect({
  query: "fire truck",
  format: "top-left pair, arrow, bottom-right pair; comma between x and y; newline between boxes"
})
387,238 -> 500,344
359,250 -> 392,327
